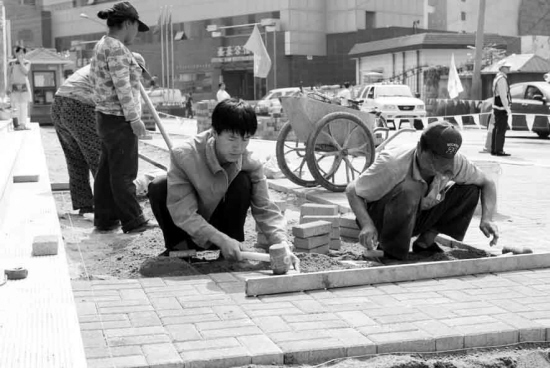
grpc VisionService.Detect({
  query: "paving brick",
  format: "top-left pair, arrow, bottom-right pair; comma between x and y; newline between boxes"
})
293,233 -> 330,249
377,337 -> 435,354
175,337 -> 240,352
413,320 -> 464,351
104,326 -> 166,338
238,335 -> 283,365
143,284 -> 197,294
269,329 -> 332,343
196,319 -> 254,331
246,307 -> 305,318
291,299 -> 327,314
358,322 -> 418,336
79,314 -> 128,323
437,290 -> 479,302
490,299 -> 532,313
92,283 -> 142,291
404,297 -> 453,307
178,298 -> 236,309
442,315 -> 499,327
415,305 -> 457,319
282,313 -> 339,323
493,313 -> 547,342
209,272 -> 239,283
453,322 -> 518,348
327,327 -> 376,355
166,324 -> 202,342
242,301 -> 294,310
217,282 -> 245,294
138,277 -> 166,287
128,311 -> 162,327
81,330 -> 107,348
363,307 -> 417,318
80,319 -> 132,330
96,299 -> 151,308
87,355 -> 148,368
288,320 -> 350,331
373,283 -> 408,294
374,312 -> 431,324
393,291 -> 442,301
336,311 -> 377,327
300,203 -> 339,217
75,295 -> 121,303
253,316 -> 292,333
291,221 -> 331,238
74,289 -> 120,297
107,334 -> 171,347
142,343 -> 183,367
157,307 -> 213,318
453,306 -> 508,317
322,296 -> 375,306
119,289 -> 148,300
339,213 -> 359,229
150,297 -> 183,310
200,326 -> 263,339
213,305 -> 248,320
295,243 -> 330,254
367,329 -> 433,344
300,215 -> 340,227
340,227 -> 360,240
76,302 -> 98,316
99,305 -> 154,314
180,347 -> 251,368
280,338 -> 346,365
84,345 -> 142,359
32,234 -> 58,256
162,313 -> 220,325
329,238 -> 341,250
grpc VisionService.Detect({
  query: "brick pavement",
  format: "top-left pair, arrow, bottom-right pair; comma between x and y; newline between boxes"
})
74,128 -> 550,367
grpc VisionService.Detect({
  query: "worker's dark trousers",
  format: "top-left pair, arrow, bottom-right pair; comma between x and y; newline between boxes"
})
491,109 -> 508,154
147,173 -> 251,251
366,178 -> 480,260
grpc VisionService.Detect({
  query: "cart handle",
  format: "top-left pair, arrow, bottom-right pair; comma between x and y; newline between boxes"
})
375,128 -> 416,153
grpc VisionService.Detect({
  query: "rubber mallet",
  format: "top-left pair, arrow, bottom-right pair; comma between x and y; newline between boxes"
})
241,243 -> 293,275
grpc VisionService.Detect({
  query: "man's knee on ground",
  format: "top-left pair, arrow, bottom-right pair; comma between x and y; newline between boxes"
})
147,175 -> 168,202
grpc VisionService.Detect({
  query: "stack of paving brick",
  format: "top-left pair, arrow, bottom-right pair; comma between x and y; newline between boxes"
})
339,212 -> 360,241
299,204 -> 342,250
256,199 -> 287,250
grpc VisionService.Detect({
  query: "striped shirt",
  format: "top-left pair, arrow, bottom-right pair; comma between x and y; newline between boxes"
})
90,36 -> 142,122
55,65 -> 95,106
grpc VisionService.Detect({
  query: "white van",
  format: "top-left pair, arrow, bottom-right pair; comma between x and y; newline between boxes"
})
255,87 -> 300,115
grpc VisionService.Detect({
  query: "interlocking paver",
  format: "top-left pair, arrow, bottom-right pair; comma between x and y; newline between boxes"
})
142,343 -> 183,367
335,311 -> 377,327
253,316 -> 292,333
174,337 -> 241,352
180,347 -> 251,368
166,324 -> 202,342
238,335 -> 283,365
87,355 -> 148,368
84,345 -> 142,359
107,334 -> 171,347
493,313 -> 547,342
200,326 -> 263,339
128,311 -> 163,327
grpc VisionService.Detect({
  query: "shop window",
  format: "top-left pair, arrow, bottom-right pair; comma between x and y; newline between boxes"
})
461,12 -> 466,21
365,11 -> 375,29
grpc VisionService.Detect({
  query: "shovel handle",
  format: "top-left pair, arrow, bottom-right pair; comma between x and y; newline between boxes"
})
139,83 -> 174,152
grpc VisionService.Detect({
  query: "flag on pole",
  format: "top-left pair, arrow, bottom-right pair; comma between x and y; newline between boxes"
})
448,53 -> 463,99
244,24 -> 271,78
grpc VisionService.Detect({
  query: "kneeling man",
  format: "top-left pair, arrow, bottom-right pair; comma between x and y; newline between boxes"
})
346,121 -> 499,260
148,98 -> 297,266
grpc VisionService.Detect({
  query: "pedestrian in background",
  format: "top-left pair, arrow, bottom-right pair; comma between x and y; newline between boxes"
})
90,1 -> 156,233
186,92 -> 194,118
216,82 -> 230,102
337,81 -> 352,107
7,46 -> 32,130
491,60 -> 512,156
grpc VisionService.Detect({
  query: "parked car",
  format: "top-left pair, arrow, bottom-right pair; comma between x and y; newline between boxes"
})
480,81 -> 550,139
357,84 -> 426,129
255,87 -> 300,115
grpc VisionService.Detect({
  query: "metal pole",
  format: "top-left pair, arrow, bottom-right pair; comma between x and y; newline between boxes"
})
471,0 -> 486,100
273,30 -> 277,89
160,6 -> 165,92
165,7 -> 170,103
1,3 -> 7,97
264,30 -> 268,93
170,6 -> 175,104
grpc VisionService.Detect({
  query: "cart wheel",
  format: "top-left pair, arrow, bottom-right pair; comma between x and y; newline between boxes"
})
305,112 -> 375,192
276,121 -> 318,187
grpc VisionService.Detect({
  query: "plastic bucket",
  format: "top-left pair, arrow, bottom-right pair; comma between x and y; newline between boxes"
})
473,160 -> 502,215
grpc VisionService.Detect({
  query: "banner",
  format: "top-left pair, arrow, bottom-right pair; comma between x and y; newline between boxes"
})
244,25 -> 271,78
448,53 -> 464,99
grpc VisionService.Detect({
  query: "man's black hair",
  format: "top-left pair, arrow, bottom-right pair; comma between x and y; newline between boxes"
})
14,46 -> 26,54
211,98 -> 257,137
344,81 -> 350,88
219,82 -> 225,88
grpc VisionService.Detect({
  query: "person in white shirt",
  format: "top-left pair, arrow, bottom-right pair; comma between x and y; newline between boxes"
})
337,82 -> 352,107
216,82 -> 230,102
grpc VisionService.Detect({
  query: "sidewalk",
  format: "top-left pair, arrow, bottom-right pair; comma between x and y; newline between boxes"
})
76,129 -> 550,367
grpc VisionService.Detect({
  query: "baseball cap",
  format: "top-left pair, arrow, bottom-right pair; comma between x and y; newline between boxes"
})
497,59 -> 512,69
421,121 -> 462,159
99,2 -> 149,32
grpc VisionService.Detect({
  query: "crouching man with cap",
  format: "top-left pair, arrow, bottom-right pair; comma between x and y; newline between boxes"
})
346,121 -> 500,260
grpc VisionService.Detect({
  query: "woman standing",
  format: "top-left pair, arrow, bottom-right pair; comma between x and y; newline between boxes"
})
51,64 -> 100,215
7,46 -> 32,130
90,1 -> 155,233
